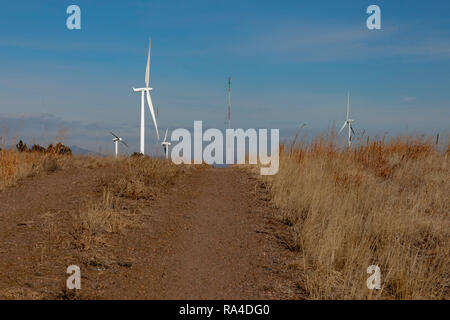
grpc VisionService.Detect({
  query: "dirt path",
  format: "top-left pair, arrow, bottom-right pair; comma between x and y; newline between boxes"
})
0,165 -> 298,299
0,166 -> 119,299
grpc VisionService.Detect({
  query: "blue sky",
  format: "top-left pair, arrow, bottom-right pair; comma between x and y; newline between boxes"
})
0,0 -> 449,153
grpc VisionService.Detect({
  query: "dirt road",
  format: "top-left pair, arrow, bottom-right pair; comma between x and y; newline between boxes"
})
0,165 -> 298,299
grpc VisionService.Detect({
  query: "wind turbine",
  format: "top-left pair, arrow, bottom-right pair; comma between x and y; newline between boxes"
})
338,92 -> 356,147
110,132 -> 128,158
161,128 -> 171,159
133,39 -> 160,155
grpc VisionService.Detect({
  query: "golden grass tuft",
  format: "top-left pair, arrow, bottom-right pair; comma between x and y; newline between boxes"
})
262,135 -> 449,299
0,149 -> 65,190
72,189 -> 127,251
112,156 -> 187,199
69,156 -> 188,251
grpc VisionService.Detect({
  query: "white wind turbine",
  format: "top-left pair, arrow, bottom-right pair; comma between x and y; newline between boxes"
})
338,92 -> 356,147
161,128 -> 171,159
133,39 -> 160,155
110,132 -> 128,158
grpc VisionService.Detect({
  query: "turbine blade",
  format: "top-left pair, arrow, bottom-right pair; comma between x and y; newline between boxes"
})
164,128 -> 168,142
346,92 -> 350,120
338,121 -> 347,135
145,38 -> 151,88
110,132 -> 119,139
120,140 -> 129,148
350,124 -> 356,135
145,90 -> 160,140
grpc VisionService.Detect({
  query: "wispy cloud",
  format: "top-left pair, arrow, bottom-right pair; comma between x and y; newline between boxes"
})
0,36 -> 140,55
230,22 -> 450,62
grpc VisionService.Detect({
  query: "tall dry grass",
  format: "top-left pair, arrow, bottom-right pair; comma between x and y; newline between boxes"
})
72,189 -> 127,251
0,149 -> 62,190
263,134 -> 449,299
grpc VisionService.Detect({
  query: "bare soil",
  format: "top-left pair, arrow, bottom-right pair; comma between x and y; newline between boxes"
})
0,165 -> 299,299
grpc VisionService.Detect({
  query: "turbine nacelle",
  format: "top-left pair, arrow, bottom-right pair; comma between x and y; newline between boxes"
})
110,132 -> 128,158
133,87 -> 153,92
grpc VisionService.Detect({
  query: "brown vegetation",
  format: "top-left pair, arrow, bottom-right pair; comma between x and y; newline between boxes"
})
69,156 -> 188,253
15,140 -> 72,155
260,134 -> 449,299
1,150 -> 57,190
0,140 -> 73,190
2,134 -> 448,300
111,156 -> 187,200
0,149 -> 191,300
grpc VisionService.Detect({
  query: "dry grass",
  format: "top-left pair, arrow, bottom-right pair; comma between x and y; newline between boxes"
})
0,149 -> 125,191
70,156 -> 188,252
72,189 -> 127,251
0,145 -> 188,251
0,146 -> 188,253
261,134 -> 449,299
111,156 -> 187,199
0,149 -> 64,190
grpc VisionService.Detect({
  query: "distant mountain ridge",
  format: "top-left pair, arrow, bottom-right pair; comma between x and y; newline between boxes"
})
69,145 -> 101,156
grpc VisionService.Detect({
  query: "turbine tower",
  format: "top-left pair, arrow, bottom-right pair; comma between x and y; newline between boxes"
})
225,77 -> 232,152
133,39 -> 160,155
161,128 -> 171,159
110,132 -> 128,158
338,92 -> 356,147
227,77 -> 231,129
